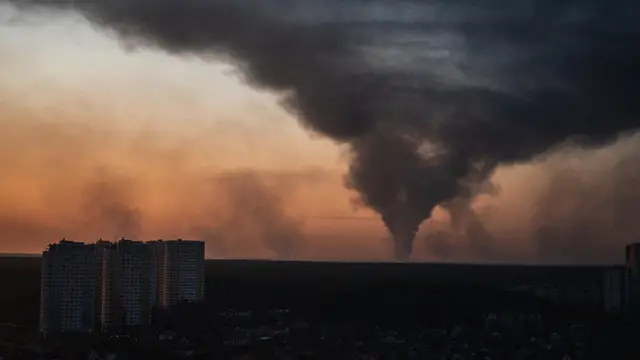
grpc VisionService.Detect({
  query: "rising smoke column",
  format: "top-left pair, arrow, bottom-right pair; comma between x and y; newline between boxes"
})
188,170 -> 321,259
209,171 -> 308,260
80,169 -> 142,240
10,0 -> 640,260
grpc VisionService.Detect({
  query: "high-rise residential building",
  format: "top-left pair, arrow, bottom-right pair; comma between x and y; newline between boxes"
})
626,243 -> 640,306
626,243 -> 640,270
40,240 -> 99,335
603,266 -> 628,313
100,239 -> 156,332
93,239 -> 111,329
150,240 -> 205,308
40,238 -> 205,336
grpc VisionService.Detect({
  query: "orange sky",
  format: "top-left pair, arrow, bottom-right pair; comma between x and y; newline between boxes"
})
0,7 -> 386,259
1,4 -> 638,263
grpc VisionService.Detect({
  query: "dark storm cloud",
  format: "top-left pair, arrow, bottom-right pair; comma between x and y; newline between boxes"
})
9,0 -> 640,259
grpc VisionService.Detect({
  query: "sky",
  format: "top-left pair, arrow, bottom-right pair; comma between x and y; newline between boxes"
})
1,2 -> 639,264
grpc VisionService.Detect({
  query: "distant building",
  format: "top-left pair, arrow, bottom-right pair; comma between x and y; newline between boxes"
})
101,239 -> 156,332
603,266 -> 628,313
150,240 -> 205,308
40,238 -> 205,336
40,240 -> 99,335
625,243 -> 640,308
93,240 -> 111,330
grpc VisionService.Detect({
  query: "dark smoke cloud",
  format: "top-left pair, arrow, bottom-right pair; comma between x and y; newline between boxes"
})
0,216 -> 63,250
79,169 -> 142,240
422,203 -> 495,262
423,166 -> 500,259
443,200 -> 493,257
530,140 -> 640,264
418,135 -> 640,264
191,226 -> 228,258
192,170 -> 318,259
0,168 -> 142,246
11,0 -> 640,260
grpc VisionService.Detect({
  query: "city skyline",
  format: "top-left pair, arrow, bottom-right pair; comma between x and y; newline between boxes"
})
1,1 -> 640,264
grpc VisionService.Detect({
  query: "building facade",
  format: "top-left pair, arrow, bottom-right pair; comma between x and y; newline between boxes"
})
625,243 -> 640,308
151,240 -> 205,308
101,240 -> 156,332
40,238 -> 205,335
603,266 -> 628,313
93,240 -> 111,330
40,240 -> 100,335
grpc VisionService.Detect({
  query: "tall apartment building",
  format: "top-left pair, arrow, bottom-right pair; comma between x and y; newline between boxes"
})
40,238 -> 205,335
93,240 -> 111,329
625,243 -> 640,307
101,239 -> 156,332
40,240 -> 100,335
150,240 -> 205,308
603,266 -> 628,313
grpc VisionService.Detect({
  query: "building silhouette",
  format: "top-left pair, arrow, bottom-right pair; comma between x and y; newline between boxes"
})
603,266 -> 628,313
100,239 -> 156,333
626,242 -> 640,310
151,240 -> 205,308
40,240 -> 100,335
40,238 -> 205,335
626,243 -> 640,292
600,242 -> 640,314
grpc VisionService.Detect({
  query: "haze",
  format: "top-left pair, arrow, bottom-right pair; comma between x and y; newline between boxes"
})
1,2 -> 639,264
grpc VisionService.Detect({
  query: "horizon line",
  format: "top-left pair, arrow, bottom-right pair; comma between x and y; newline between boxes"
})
0,253 -> 619,267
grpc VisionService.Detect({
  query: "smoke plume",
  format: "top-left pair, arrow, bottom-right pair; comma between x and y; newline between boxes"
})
0,70 -> 325,257
194,171 -> 315,260
79,170 -> 142,240
417,134 -> 640,264
7,0 -> 640,260
527,137 -> 640,263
